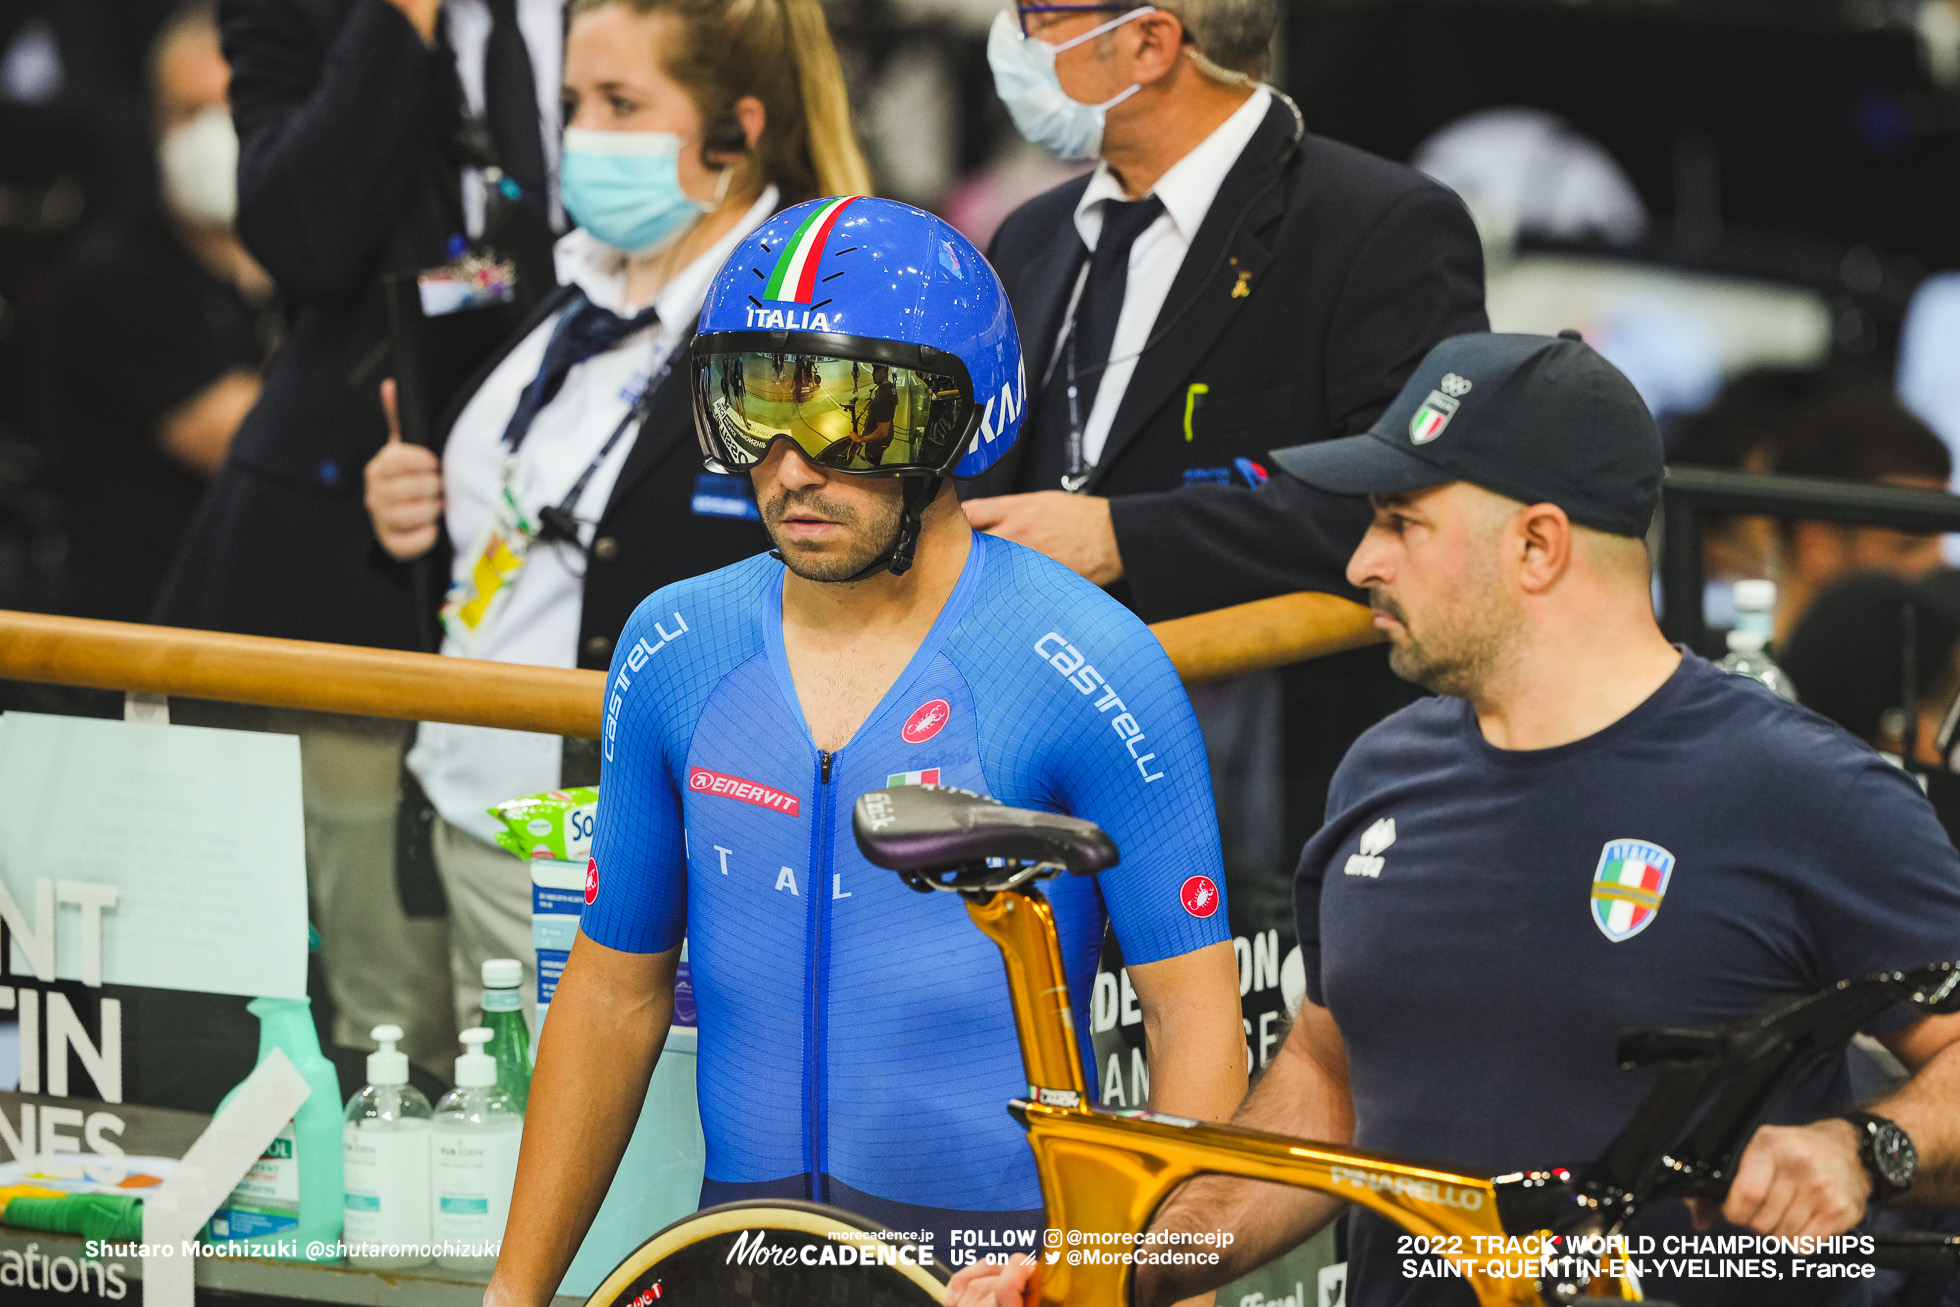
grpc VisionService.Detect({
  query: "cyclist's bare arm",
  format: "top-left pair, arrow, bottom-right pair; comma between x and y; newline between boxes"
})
1133,998 -> 1356,1307
1131,940 -> 1249,1122
942,943 -> 1246,1307
1717,1007 -> 1960,1239
485,933 -> 679,1307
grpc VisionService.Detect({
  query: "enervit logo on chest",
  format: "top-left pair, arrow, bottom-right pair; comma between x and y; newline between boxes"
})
688,767 -> 800,816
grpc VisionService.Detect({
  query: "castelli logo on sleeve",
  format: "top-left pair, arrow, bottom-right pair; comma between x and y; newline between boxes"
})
902,699 -> 951,744
1179,874 -> 1220,918
584,857 -> 600,905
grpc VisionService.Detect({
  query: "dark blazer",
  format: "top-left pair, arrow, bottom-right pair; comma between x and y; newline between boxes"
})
428,286 -> 771,672
973,98 -> 1488,623
222,0 -> 466,493
155,0 -> 473,648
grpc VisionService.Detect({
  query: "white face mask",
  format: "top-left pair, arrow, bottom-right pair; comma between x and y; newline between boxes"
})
159,105 -> 238,228
987,7 -> 1155,162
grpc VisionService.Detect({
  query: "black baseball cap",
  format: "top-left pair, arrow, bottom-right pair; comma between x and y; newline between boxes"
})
1270,331 -> 1662,537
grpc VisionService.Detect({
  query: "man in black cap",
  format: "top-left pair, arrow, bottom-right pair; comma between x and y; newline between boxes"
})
1096,333 -> 1960,1307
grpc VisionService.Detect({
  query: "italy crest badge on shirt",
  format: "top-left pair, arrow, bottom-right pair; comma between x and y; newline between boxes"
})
1589,838 -> 1675,942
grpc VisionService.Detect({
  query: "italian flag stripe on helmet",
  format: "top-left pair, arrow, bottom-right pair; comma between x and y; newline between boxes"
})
763,196 -> 858,304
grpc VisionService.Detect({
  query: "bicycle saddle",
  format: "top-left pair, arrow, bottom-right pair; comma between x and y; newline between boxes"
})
852,785 -> 1118,877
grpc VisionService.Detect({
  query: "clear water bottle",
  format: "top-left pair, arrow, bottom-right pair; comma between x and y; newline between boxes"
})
481,958 -> 531,1112
1716,579 -> 1797,700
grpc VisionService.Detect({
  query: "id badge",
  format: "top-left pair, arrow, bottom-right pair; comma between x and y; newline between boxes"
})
440,482 -> 533,655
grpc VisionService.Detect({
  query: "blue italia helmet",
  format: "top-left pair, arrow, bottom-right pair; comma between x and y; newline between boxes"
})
692,196 -> 1025,484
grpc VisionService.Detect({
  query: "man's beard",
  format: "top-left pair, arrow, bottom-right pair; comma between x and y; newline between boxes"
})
760,484 -> 903,583
1373,588 -> 1508,699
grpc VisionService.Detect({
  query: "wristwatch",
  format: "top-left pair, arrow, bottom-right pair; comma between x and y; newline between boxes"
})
1840,1111 -> 1917,1203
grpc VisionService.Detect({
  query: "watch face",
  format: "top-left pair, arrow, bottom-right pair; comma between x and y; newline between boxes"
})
1872,1122 -> 1919,1189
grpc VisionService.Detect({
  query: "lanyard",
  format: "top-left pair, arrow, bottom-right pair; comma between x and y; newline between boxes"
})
1045,263 -> 1093,490
517,334 -> 686,552
1064,326 -> 1087,488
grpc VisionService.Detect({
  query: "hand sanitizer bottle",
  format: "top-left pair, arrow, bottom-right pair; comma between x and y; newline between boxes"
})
342,1024 -> 432,1268
433,1028 -> 524,1270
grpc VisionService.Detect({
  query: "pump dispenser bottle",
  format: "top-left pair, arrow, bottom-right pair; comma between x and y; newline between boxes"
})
342,1024 -> 432,1268
432,1027 -> 524,1269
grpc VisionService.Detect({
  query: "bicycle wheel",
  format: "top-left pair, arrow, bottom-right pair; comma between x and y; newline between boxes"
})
582,1199 -> 951,1306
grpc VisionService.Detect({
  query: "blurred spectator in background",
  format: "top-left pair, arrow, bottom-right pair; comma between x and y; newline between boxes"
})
1671,374 -> 1950,641
36,0 -> 274,624
155,0 -> 563,647
363,0 -> 867,1037
1670,368 -> 1834,627
150,0 -> 570,1072
1782,568 -> 1960,767
1772,389 -> 1952,641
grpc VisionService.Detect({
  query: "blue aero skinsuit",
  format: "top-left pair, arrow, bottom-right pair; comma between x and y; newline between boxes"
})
579,532 -> 1230,1250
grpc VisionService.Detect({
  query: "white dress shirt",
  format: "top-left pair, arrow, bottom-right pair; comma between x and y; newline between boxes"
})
445,0 -> 566,235
408,188 -> 779,843
1062,86 -> 1271,468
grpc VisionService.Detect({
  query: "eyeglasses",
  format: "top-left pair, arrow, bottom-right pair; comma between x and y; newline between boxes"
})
1014,3 -> 1134,37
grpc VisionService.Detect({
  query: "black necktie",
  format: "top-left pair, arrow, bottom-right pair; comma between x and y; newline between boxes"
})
1027,195 -> 1166,490
483,0 -> 549,216
500,294 -> 660,452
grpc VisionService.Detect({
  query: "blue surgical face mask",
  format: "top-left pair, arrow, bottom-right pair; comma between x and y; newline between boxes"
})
987,6 -> 1154,161
559,127 -> 719,254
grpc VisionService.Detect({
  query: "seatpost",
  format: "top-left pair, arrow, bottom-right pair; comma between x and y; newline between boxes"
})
965,888 -> 1091,1104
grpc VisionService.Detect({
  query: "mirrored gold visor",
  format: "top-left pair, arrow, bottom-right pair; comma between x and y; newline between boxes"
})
696,352 -> 971,475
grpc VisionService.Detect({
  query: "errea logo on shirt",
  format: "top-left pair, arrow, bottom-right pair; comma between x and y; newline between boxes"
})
1344,817 -> 1396,878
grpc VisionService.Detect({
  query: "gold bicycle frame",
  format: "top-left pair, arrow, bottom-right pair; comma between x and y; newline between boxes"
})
966,888 -> 1639,1307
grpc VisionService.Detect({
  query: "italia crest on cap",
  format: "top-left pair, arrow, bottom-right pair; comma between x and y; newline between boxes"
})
1590,838 -> 1674,942
1409,373 -> 1472,445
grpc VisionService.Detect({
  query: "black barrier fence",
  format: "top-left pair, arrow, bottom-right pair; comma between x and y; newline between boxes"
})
1657,466 -> 1960,653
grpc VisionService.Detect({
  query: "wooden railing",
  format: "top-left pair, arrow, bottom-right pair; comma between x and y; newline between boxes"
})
0,593 -> 1381,738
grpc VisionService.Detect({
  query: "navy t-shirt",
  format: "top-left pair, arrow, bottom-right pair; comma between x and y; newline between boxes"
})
1295,653 -> 1960,1307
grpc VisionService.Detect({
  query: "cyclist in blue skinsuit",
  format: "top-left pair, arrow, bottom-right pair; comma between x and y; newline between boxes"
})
489,198 -> 1247,1304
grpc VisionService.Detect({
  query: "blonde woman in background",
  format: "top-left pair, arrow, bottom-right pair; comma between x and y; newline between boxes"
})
364,0 -> 869,1040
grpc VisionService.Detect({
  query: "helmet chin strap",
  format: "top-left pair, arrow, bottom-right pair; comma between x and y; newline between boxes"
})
836,475 -> 942,582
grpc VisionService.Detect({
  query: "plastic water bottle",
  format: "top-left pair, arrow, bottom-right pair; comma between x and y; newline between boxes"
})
432,1028 -> 523,1270
343,1024 -> 432,1268
1716,579 -> 1797,699
482,958 -> 531,1112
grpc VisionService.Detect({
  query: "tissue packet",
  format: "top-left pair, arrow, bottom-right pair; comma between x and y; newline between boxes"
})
489,787 -> 598,862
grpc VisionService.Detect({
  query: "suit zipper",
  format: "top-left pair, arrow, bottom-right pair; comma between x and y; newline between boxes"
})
806,748 -> 834,1202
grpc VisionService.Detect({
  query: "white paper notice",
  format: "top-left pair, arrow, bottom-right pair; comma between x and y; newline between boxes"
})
0,712 -> 307,998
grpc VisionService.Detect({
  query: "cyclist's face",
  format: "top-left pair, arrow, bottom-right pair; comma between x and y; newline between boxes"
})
1349,482 -> 1517,697
752,439 -> 905,582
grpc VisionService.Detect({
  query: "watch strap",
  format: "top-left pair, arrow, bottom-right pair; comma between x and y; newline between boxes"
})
1839,1110 -> 1915,1202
